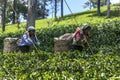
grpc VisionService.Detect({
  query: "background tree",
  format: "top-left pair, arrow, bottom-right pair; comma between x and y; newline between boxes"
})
97,0 -> 101,16
84,0 -> 107,16
4,0 -> 50,25
84,0 -> 107,8
27,0 -> 37,28
48,0 -> 61,18
36,0 -> 49,19
83,1 -> 92,9
107,0 -> 110,18
90,0 -> 107,7
43,0 -> 46,18
1,0 -> 7,32
54,0 -> 57,18
61,0 -> 63,17
12,0 -> 17,24
6,0 -> 27,24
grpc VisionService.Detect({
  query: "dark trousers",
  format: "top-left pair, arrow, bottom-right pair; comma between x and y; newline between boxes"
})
71,45 -> 83,52
19,45 -> 30,53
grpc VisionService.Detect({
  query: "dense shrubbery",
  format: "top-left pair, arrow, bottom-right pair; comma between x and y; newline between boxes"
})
0,19 -> 119,53
0,20 -> 120,79
0,51 -> 120,79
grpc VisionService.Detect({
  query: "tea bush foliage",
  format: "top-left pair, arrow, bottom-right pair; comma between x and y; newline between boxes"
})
0,5 -> 120,79
0,19 -> 120,79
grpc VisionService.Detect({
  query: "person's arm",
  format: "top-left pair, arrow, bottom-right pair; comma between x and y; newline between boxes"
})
36,41 -> 40,46
30,35 -> 40,46
35,33 -> 39,41
72,31 -> 78,45
23,33 -> 33,45
83,35 -> 89,47
72,38 -> 77,45
34,33 -> 40,46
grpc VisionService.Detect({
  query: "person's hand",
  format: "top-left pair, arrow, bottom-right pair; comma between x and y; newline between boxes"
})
27,32 -> 30,37
34,34 -> 39,41
36,42 -> 40,46
28,38 -> 32,42
16,39 -> 21,44
73,40 -> 77,45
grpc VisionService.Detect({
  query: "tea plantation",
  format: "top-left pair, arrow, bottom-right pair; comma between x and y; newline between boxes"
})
0,6 -> 120,79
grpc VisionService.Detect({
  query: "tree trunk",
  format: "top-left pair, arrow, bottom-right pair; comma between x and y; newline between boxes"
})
105,0 -> 107,5
17,14 -> 20,29
27,0 -> 37,28
42,0 -> 46,19
1,0 -> 7,32
89,1 -> 92,10
12,0 -> 16,24
54,0 -> 57,18
61,0 -> 63,17
97,0 -> 101,16
107,0 -> 110,18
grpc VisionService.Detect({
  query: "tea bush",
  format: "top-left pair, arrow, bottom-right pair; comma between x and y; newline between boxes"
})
0,19 -> 120,53
0,19 -> 120,79
0,51 -> 120,79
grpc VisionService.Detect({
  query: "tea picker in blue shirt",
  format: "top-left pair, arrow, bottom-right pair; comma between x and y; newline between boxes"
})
17,26 -> 40,53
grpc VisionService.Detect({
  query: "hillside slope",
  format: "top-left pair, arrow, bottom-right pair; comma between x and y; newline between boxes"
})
0,5 -> 120,33
0,5 -> 120,79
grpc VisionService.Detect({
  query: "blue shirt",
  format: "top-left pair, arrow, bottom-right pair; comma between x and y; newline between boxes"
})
18,32 -> 40,46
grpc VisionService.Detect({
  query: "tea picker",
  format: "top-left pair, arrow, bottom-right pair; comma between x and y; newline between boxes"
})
71,25 -> 92,52
64,0 -> 93,54
17,26 -> 40,53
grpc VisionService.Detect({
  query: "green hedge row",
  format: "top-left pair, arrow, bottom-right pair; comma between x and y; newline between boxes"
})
0,20 -> 120,53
